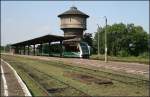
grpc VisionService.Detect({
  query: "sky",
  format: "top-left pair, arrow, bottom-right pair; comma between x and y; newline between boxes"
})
1,1 -> 149,46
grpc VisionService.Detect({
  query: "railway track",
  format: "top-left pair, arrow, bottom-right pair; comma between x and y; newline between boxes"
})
8,59 -> 150,87
8,61 -> 88,96
29,68 -> 89,96
3,58 -> 149,96
38,60 -> 149,87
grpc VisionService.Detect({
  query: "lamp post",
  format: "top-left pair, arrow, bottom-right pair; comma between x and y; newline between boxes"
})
95,16 -> 107,62
104,16 -> 107,62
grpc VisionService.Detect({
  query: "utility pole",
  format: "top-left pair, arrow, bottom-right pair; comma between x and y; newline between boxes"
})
97,24 -> 100,56
4,46 -> 6,53
104,16 -> 107,62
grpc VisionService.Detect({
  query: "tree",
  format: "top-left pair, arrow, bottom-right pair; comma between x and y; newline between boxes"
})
94,23 -> 149,56
3,44 -> 12,53
0,46 -> 4,52
82,33 -> 93,46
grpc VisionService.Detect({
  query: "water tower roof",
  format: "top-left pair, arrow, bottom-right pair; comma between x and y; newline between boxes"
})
58,6 -> 89,18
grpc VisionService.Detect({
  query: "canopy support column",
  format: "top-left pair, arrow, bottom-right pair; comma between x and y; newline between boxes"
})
40,43 -> 43,56
60,41 -> 63,57
17,46 -> 19,54
33,44 -> 35,56
49,42 -> 51,56
15,46 -> 18,54
28,45 -> 30,55
24,45 -> 26,55
19,46 -> 21,55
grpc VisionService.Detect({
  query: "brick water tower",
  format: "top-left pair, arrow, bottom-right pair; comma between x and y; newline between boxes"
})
58,6 -> 89,44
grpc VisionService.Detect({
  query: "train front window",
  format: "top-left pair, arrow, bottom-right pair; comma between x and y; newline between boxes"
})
80,42 -> 89,54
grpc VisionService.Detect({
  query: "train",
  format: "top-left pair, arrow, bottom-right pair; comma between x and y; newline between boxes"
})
46,42 -> 91,58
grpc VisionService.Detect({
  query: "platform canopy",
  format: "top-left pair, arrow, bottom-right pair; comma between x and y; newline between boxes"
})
11,34 -> 76,46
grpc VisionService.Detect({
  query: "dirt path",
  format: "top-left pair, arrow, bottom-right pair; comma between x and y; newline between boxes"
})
3,54 -> 150,79
0,59 -> 31,96
61,58 -> 149,78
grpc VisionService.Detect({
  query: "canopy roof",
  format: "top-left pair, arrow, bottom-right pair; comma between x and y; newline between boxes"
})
11,34 -> 76,46
58,6 -> 89,18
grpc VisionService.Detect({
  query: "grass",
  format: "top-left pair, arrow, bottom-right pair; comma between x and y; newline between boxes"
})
90,54 -> 149,65
7,61 -> 49,96
1,54 -> 149,96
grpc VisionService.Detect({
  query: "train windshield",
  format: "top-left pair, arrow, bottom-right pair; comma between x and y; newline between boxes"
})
80,42 -> 89,54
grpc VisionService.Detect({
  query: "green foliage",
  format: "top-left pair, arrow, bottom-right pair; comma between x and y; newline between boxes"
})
82,33 -> 93,46
90,54 -> 149,65
138,52 -> 149,58
1,44 -> 12,53
94,23 -> 149,56
118,50 -> 129,57
0,46 -> 4,52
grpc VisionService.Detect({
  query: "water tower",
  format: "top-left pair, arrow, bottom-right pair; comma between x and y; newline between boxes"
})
58,6 -> 89,44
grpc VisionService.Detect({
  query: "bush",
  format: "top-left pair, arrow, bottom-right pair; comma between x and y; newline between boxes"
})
118,50 -> 129,57
138,52 -> 149,58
